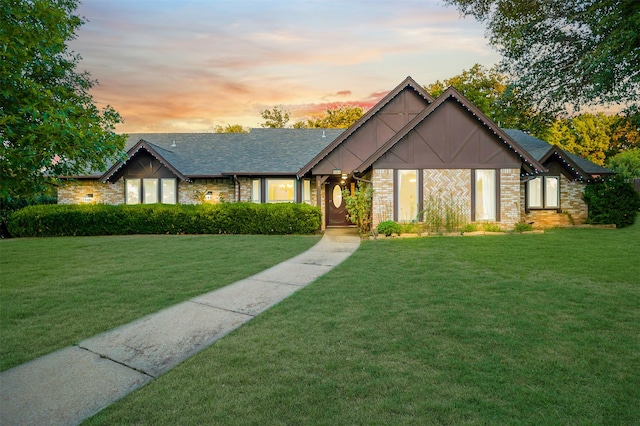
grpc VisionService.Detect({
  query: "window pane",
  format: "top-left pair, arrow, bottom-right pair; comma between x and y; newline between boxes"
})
545,177 -> 559,208
143,179 -> 158,204
252,179 -> 261,203
126,179 -> 140,204
398,170 -> 418,221
302,179 -> 311,204
266,179 -> 295,203
162,178 -> 177,204
528,177 -> 543,208
475,170 -> 496,221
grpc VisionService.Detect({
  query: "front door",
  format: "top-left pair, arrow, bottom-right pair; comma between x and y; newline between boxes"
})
326,181 -> 350,226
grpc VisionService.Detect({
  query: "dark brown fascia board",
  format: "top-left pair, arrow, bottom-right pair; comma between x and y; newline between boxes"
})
354,86 -> 547,175
296,76 -> 434,178
100,139 -> 190,183
538,145 -> 592,181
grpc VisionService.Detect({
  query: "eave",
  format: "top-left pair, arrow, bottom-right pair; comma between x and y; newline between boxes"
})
297,76 -> 434,178
100,139 -> 190,183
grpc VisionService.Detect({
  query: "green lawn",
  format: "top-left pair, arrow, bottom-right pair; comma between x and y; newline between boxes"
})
85,224 -> 640,425
0,234 -> 321,371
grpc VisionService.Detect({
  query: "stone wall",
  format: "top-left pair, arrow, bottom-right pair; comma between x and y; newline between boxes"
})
372,169 -> 394,226
178,179 -> 236,204
520,174 -> 588,228
500,168 -> 521,228
58,179 -> 124,205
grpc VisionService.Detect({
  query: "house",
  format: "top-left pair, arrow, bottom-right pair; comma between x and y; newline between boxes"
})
58,77 -> 614,229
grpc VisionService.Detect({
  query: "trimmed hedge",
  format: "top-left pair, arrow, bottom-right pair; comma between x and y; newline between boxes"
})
7,203 -> 322,237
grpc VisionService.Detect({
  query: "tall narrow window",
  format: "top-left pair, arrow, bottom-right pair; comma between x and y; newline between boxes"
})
126,179 -> 141,204
475,170 -> 496,221
302,179 -> 311,204
266,179 -> 295,203
528,177 -> 543,208
162,178 -> 177,204
143,179 -> 158,204
251,179 -> 261,203
398,170 -> 419,221
545,177 -> 559,208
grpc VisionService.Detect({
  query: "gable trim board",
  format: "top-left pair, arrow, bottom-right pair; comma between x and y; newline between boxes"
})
58,77 -> 613,229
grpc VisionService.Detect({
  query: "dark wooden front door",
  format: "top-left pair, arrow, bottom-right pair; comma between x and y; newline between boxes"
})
326,181 -> 350,227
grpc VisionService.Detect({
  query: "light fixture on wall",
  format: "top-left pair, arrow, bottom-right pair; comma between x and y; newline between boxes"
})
205,190 -> 213,201
83,194 -> 94,203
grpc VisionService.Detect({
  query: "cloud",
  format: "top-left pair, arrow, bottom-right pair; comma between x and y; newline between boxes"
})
72,0 -> 500,132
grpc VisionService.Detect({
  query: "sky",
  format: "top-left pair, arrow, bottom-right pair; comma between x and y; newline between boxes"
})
70,0 -> 502,133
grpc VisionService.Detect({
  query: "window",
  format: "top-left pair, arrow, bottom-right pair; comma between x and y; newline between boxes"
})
162,178 -> 177,204
143,179 -> 158,204
302,179 -> 311,204
475,169 -> 496,221
126,178 -> 177,204
397,170 -> 419,221
251,179 -> 261,203
126,179 -> 141,204
266,179 -> 295,203
527,176 -> 559,209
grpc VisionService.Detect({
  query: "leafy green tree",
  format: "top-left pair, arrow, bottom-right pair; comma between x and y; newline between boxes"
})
443,0 -> 640,113
547,113 -> 616,166
212,124 -> 249,133
259,106 -> 290,128
607,148 -> 640,179
1,0 -> 127,201
295,105 -> 365,129
424,64 -> 555,137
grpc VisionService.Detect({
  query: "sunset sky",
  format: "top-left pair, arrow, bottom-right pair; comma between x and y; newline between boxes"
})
70,0 -> 501,133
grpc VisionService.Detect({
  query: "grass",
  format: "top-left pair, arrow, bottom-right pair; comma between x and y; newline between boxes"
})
85,222 -> 640,425
0,234 -> 320,371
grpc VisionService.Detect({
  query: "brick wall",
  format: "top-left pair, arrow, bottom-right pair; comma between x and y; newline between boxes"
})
423,169 -> 472,223
521,174 -> 588,228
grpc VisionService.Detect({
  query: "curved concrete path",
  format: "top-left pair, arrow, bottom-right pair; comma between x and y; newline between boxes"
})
0,229 -> 360,426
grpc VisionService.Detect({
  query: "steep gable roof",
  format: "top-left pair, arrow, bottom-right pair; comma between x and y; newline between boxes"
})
354,86 -> 546,174
298,76 -> 434,177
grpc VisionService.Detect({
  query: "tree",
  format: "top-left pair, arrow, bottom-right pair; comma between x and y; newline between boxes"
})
424,64 -> 556,137
259,106 -> 290,128
212,124 -> 249,133
1,0 -> 127,201
443,0 -> 640,114
607,148 -> 640,179
583,175 -> 640,228
547,113 -> 616,166
294,105 -> 365,129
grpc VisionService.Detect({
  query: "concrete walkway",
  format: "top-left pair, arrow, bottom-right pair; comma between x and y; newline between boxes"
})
0,229 -> 360,426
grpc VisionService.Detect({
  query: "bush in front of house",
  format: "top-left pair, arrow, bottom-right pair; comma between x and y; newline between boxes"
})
6,203 -> 322,237
583,175 -> 640,228
376,220 -> 401,237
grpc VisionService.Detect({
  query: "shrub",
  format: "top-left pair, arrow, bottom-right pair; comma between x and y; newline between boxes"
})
482,223 -> 502,232
513,222 -> 533,233
420,192 -> 468,233
343,182 -> 373,235
0,194 -> 57,237
377,220 -> 401,237
583,175 -> 640,228
462,223 -> 478,233
7,203 -> 322,237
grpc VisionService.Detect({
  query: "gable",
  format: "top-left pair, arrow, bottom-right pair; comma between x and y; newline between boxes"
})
309,86 -> 431,175
373,98 -> 521,169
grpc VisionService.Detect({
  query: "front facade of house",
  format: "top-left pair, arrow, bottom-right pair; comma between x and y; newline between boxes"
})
59,77 -> 614,229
